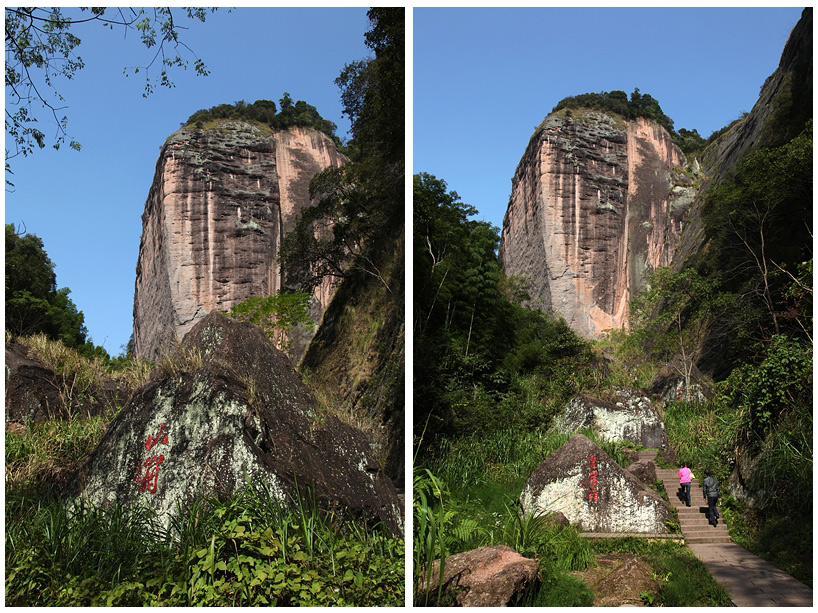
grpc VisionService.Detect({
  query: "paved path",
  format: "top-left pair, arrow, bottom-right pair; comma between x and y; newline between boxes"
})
689,543 -> 812,606
650,455 -> 813,606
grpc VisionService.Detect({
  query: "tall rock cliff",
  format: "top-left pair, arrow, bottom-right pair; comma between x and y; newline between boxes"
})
499,111 -> 695,338
133,121 -> 346,360
672,7 -> 812,269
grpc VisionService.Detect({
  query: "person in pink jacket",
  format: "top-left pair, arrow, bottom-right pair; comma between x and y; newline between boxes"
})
679,462 -> 693,507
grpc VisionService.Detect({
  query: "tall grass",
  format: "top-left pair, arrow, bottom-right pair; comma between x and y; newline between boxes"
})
413,427 -> 616,605
6,481 -> 404,606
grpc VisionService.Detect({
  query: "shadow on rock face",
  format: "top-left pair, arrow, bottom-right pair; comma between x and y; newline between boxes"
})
65,311 -> 402,538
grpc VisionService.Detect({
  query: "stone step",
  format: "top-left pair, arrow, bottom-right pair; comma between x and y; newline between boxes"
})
681,526 -> 727,536
679,516 -> 720,524
579,532 -> 684,540
685,535 -> 733,544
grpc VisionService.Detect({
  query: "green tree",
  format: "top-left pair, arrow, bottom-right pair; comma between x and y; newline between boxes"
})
6,7 -> 213,168
279,8 -> 404,293
629,266 -> 731,400
5,223 -> 91,349
697,120 -> 812,370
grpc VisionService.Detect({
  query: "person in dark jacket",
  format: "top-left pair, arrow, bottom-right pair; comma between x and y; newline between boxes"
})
702,470 -> 720,527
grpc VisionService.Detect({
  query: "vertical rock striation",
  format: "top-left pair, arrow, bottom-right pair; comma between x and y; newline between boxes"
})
133,121 -> 345,360
499,111 -> 694,338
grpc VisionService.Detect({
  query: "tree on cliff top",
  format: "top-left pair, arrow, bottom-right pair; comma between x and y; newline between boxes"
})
5,7 -> 214,172
183,96 -> 340,144
552,88 -> 675,135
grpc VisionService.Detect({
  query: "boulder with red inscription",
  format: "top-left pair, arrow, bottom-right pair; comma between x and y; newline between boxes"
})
520,434 -> 671,533
420,545 -> 540,607
65,311 -> 402,537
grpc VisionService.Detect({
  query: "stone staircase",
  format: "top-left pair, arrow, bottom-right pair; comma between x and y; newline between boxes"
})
655,467 -> 732,544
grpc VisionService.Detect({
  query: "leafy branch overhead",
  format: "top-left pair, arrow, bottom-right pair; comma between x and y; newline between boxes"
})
5,7 -> 214,164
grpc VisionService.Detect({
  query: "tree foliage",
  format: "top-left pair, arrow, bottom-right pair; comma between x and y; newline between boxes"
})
5,223 -> 95,352
279,8 -> 404,294
695,120 -> 812,372
184,96 -> 340,145
552,88 -> 676,135
413,173 -> 594,439
5,7 -> 213,167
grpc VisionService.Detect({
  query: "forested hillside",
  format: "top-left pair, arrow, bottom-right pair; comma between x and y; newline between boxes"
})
414,8 -> 811,605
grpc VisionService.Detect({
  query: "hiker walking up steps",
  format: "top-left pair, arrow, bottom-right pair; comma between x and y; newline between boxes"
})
702,470 -> 720,527
678,462 -> 693,507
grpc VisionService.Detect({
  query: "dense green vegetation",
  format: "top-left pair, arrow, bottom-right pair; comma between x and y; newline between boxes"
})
224,291 -> 314,353
183,95 -> 341,146
413,90 -> 812,597
6,453 -> 403,605
280,8 -> 403,297
553,88 -> 676,134
5,223 -> 108,358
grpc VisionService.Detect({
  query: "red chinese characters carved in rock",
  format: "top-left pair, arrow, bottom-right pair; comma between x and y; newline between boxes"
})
136,423 -> 169,494
586,454 -> 600,505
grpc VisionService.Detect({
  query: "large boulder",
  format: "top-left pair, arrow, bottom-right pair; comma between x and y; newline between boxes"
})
65,312 -> 402,537
556,388 -> 668,449
520,434 -> 672,533
420,545 -> 539,607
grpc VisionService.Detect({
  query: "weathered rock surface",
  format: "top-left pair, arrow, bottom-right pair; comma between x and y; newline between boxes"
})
499,111 -> 693,339
133,121 -> 346,361
66,312 -> 402,537
6,341 -> 63,422
571,554 -> 659,606
556,389 -> 668,449
520,434 -> 672,533
5,341 -> 123,423
625,458 -> 657,486
421,545 -> 540,607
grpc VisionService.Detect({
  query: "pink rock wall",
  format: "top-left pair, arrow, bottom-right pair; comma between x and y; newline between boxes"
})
500,111 -> 691,338
133,121 -> 345,360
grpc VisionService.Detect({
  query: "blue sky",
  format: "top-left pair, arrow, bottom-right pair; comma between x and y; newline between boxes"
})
414,7 -> 804,232
5,7 -> 372,355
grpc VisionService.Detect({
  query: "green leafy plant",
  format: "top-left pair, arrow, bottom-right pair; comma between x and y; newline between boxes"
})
225,291 -> 314,352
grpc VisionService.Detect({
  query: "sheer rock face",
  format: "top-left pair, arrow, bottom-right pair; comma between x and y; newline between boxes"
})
499,112 -> 692,339
133,121 -> 345,360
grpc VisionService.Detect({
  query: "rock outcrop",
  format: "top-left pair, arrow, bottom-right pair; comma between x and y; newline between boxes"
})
520,434 -> 672,533
499,111 -> 694,339
5,341 -> 124,423
133,121 -> 346,361
420,545 -> 540,607
66,312 -> 402,538
556,389 -> 668,449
